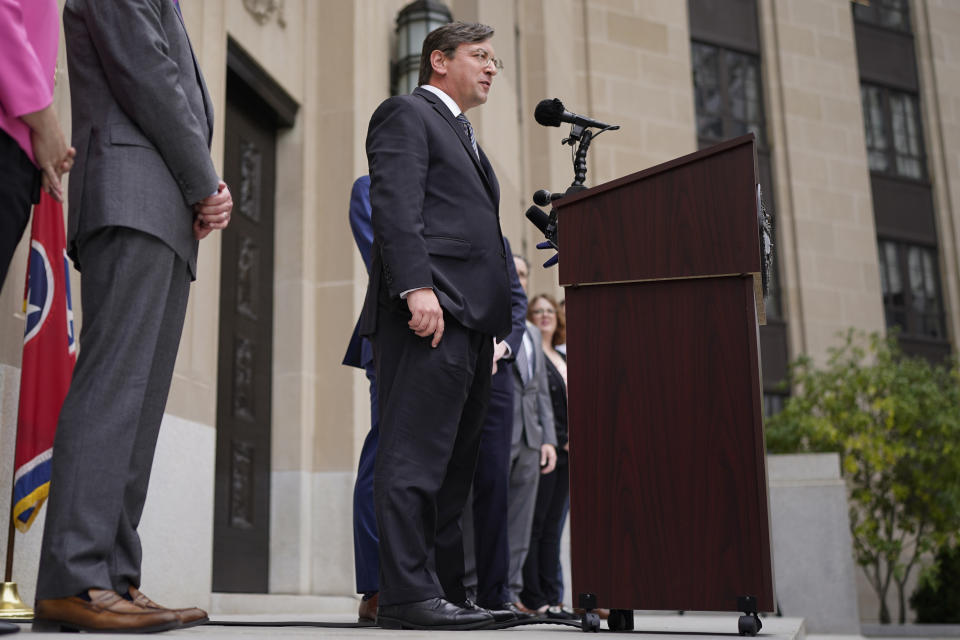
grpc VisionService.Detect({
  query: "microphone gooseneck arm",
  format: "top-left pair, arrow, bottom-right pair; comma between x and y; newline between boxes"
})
526,98 -> 621,266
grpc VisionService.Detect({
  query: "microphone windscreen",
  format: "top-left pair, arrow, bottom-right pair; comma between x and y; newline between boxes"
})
534,99 -> 564,127
532,190 -> 553,206
525,205 -> 551,234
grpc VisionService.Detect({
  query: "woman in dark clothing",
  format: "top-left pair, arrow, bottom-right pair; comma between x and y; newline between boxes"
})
520,293 -> 576,619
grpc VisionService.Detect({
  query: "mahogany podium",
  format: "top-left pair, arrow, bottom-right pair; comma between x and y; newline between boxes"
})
556,134 -> 774,634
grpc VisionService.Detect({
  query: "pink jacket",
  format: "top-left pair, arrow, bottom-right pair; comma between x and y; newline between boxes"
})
0,0 -> 59,165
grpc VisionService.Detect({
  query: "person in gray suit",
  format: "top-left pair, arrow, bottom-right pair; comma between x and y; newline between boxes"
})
33,1 -> 232,633
506,254 -> 557,610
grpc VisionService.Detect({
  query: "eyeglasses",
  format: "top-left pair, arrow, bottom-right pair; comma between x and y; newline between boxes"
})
469,49 -> 504,72
530,308 -> 556,316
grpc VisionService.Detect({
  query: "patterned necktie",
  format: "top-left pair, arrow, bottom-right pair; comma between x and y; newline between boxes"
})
456,113 -> 479,158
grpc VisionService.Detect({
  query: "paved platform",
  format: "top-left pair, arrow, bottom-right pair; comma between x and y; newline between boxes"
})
7,612 -> 807,638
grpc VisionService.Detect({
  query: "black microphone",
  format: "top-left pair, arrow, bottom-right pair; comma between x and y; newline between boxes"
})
525,205 -> 551,236
533,189 -> 561,206
534,98 -> 615,130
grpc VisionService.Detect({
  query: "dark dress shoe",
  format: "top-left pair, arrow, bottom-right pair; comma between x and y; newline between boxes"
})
377,597 -> 493,630
546,604 -> 580,620
33,589 -> 180,633
459,599 -> 516,624
501,601 -> 537,619
358,592 -> 378,623
0,621 -> 18,635
128,586 -> 209,629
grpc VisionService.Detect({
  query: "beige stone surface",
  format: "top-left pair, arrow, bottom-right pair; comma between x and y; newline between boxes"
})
1,0 -> 958,611
760,0 -> 885,364
916,0 -> 960,352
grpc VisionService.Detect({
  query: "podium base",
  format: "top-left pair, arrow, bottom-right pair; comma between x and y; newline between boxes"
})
0,582 -> 33,619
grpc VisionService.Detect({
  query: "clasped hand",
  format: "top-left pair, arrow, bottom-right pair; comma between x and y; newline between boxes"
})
193,181 -> 232,239
23,105 -> 75,203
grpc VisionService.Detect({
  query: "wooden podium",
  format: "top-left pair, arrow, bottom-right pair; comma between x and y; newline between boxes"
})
556,134 -> 774,633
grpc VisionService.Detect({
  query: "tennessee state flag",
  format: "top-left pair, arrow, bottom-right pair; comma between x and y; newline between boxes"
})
12,192 -> 76,532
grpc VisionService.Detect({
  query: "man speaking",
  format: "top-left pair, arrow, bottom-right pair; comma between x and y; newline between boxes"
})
359,21 -> 512,630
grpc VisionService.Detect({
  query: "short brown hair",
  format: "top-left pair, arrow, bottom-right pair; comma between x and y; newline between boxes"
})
528,293 -> 566,347
418,21 -> 495,87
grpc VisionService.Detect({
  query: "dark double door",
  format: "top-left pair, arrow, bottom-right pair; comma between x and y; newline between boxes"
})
212,81 -> 277,593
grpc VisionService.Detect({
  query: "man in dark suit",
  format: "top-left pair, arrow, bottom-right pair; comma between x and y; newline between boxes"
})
33,1 -> 231,633
360,21 -> 512,630
507,254 -> 557,610
457,236 -> 530,618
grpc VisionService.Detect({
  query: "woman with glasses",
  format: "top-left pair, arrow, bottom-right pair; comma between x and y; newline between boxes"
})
519,294 -> 577,620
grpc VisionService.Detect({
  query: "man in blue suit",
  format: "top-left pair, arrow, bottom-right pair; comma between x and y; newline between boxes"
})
342,175 -> 379,623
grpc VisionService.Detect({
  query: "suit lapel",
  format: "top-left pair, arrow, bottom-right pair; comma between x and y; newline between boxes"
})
414,88 -> 497,202
478,146 -> 500,205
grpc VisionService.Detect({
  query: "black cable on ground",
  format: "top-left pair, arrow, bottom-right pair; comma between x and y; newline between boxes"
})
204,617 -> 585,630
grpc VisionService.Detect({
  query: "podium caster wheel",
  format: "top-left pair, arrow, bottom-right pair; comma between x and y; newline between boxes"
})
608,609 -> 634,631
738,614 -> 760,636
608,610 -> 623,631
582,612 -> 600,633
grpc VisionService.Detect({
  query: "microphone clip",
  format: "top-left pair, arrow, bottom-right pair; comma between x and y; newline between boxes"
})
562,124 -> 587,145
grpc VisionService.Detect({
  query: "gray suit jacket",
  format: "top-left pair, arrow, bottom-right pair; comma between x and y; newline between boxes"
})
63,0 -> 219,278
512,321 -> 557,451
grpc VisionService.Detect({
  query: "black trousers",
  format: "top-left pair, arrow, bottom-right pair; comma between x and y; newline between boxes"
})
0,128 -> 41,293
520,455 -> 570,609
372,295 -> 493,607
465,369 -> 512,609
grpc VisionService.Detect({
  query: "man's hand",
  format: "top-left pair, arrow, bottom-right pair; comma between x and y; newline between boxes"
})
492,338 -> 508,374
540,443 -> 557,475
21,105 -> 75,203
193,181 -> 232,240
407,288 -> 444,348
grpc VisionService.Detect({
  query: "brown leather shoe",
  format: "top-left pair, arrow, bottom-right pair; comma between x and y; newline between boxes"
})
33,588 -> 180,633
358,592 -> 378,623
574,606 -> 610,620
129,586 -> 209,629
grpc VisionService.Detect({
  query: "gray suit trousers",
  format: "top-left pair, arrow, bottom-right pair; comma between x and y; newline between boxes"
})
36,227 -> 190,599
506,442 -> 540,603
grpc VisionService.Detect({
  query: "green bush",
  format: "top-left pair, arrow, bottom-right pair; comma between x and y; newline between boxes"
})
766,330 -> 960,624
909,544 -> 960,623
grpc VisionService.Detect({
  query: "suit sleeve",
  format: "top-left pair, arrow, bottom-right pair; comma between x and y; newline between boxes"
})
349,175 -> 374,274
343,175 -> 374,369
0,0 -> 52,118
535,350 -> 557,447
79,0 -> 218,205
366,97 -> 433,298
501,237 -> 527,358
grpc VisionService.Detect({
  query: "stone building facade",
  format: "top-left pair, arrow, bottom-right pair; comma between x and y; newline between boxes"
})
0,0 -> 956,623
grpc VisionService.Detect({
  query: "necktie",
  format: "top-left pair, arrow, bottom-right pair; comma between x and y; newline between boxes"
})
456,113 -> 479,158
522,329 -> 534,381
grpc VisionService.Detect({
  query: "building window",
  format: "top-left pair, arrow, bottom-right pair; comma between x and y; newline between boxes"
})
861,84 -> 925,180
691,42 -> 765,148
852,0 -> 911,32
878,240 -> 945,340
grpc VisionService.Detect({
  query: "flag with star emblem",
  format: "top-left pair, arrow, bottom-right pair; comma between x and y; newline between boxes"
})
12,192 -> 76,532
